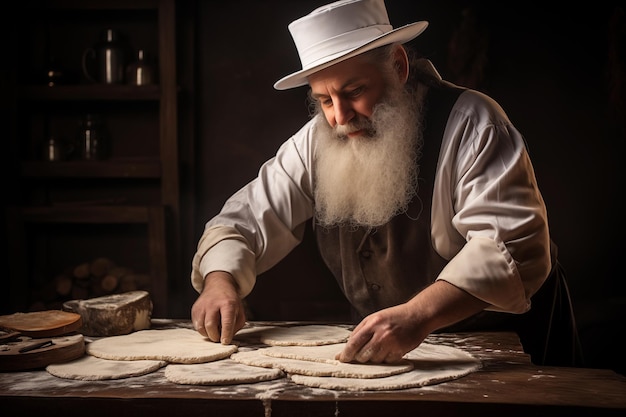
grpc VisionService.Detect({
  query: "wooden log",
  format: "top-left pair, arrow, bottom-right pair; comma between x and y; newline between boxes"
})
73,262 -> 91,280
54,274 -> 73,297
100,274 -> 119,293
89,257 -> 115,278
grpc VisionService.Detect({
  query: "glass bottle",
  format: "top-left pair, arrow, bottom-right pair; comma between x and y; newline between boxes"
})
78,114 -> 109,160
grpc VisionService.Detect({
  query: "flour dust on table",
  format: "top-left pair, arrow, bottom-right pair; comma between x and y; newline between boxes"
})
164,358 -> 284,385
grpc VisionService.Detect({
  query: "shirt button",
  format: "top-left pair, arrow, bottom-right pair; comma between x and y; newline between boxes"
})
360,250 -> 373,259
370,284 -> 381,291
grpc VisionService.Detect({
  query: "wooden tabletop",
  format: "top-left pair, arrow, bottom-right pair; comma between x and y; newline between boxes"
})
1,320 -> 624,416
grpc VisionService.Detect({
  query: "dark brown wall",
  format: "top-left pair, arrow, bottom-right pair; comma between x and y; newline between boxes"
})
191,1 -> 625,373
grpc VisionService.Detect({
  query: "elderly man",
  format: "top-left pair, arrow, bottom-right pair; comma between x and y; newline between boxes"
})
191,0 -> 581,366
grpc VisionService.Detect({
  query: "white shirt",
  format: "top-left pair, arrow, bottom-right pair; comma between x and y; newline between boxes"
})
192,62 -> 551,315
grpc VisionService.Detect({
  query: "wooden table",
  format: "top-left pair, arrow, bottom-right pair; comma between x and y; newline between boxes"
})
1,320 -> 624,416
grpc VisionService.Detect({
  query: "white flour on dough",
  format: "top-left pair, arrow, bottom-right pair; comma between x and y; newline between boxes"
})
289,342 -> 482,391
86,328 -> 237,364
164,359 -> 284,385
231,348 -> 414,378
256,325 -> 352,346
232,325 -> 279,343
261,342 -> 349,364
46,355 -> 166,380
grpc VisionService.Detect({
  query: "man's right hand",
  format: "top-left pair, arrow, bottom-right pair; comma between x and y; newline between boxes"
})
191,271 -> 246,345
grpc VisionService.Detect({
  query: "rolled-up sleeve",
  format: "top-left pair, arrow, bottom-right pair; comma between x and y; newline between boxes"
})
432,90 -> 551,313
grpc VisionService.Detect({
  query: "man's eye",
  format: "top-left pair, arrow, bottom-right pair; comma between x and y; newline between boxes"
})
348,87 -> 364,97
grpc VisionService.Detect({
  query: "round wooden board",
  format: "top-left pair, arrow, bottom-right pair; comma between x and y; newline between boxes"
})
0,334 -> 85,371
0,310 -> 82,337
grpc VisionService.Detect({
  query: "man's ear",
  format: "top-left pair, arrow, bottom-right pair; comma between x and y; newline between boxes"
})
393,45 -> 409,84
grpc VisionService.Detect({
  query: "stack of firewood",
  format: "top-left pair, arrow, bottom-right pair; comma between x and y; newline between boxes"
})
30,257 -> 151,311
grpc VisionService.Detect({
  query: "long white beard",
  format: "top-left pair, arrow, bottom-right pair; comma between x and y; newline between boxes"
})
314,85 -> 424,228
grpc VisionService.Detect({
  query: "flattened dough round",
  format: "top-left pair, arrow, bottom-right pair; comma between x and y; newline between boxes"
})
233,325 -> 278,343
231,348 -> 414,378
262,342 -> 348,364
46,355 -> 166,380
164,359 -> 284,385
86,328 -> 237,364
257,325 -> 352,346
289,342 -> 481,391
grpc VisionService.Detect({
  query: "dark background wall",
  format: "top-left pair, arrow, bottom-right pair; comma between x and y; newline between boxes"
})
189,1 -> 624,374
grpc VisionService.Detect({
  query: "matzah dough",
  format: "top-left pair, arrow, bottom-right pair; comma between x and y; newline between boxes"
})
86,328 -> 237,363
261,342 -> 348,364
256,325 -> 352,346
288,342 -> 481,391
164,359 -> 284,385
46,355 -> 166,380
232,325 -> 279,343
231,348 -> 414,378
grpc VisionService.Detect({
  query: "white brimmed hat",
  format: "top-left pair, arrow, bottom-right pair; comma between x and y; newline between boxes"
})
274,0 -> 428,90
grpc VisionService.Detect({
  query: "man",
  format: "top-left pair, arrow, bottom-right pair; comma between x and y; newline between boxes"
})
191,0 -> 581,366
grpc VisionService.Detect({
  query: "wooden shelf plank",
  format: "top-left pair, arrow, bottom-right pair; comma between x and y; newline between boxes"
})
23,0 -> 160,11
21,159 -> 162,179
19,205 -> 157,224
19,85 -> 161,101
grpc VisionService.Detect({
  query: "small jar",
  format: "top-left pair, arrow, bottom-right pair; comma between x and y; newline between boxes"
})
126,49 -> 154,86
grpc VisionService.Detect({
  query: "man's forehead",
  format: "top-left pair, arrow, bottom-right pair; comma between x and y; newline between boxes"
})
308,54 -> 375,93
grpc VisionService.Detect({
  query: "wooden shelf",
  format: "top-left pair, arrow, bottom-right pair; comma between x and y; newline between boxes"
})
19,85 -> 161,101
23,0 -> 162,11
19,205 -> 163,224
6,0 -> 179,317
21,159 -> 162,179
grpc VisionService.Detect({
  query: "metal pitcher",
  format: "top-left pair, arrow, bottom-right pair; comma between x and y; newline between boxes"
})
82,29 -> 126,84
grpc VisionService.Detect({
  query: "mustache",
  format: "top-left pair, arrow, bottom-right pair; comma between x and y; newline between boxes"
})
334,117 -> 376,140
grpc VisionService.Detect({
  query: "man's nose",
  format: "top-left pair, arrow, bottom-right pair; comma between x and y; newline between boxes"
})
334,99 -> 355,126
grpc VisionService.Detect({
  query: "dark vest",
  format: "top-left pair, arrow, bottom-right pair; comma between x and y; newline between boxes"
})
313,83 -> 583,367
315,84 -> 465,320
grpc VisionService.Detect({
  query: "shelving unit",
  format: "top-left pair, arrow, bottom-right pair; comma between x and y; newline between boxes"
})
5,0 -> 180,317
